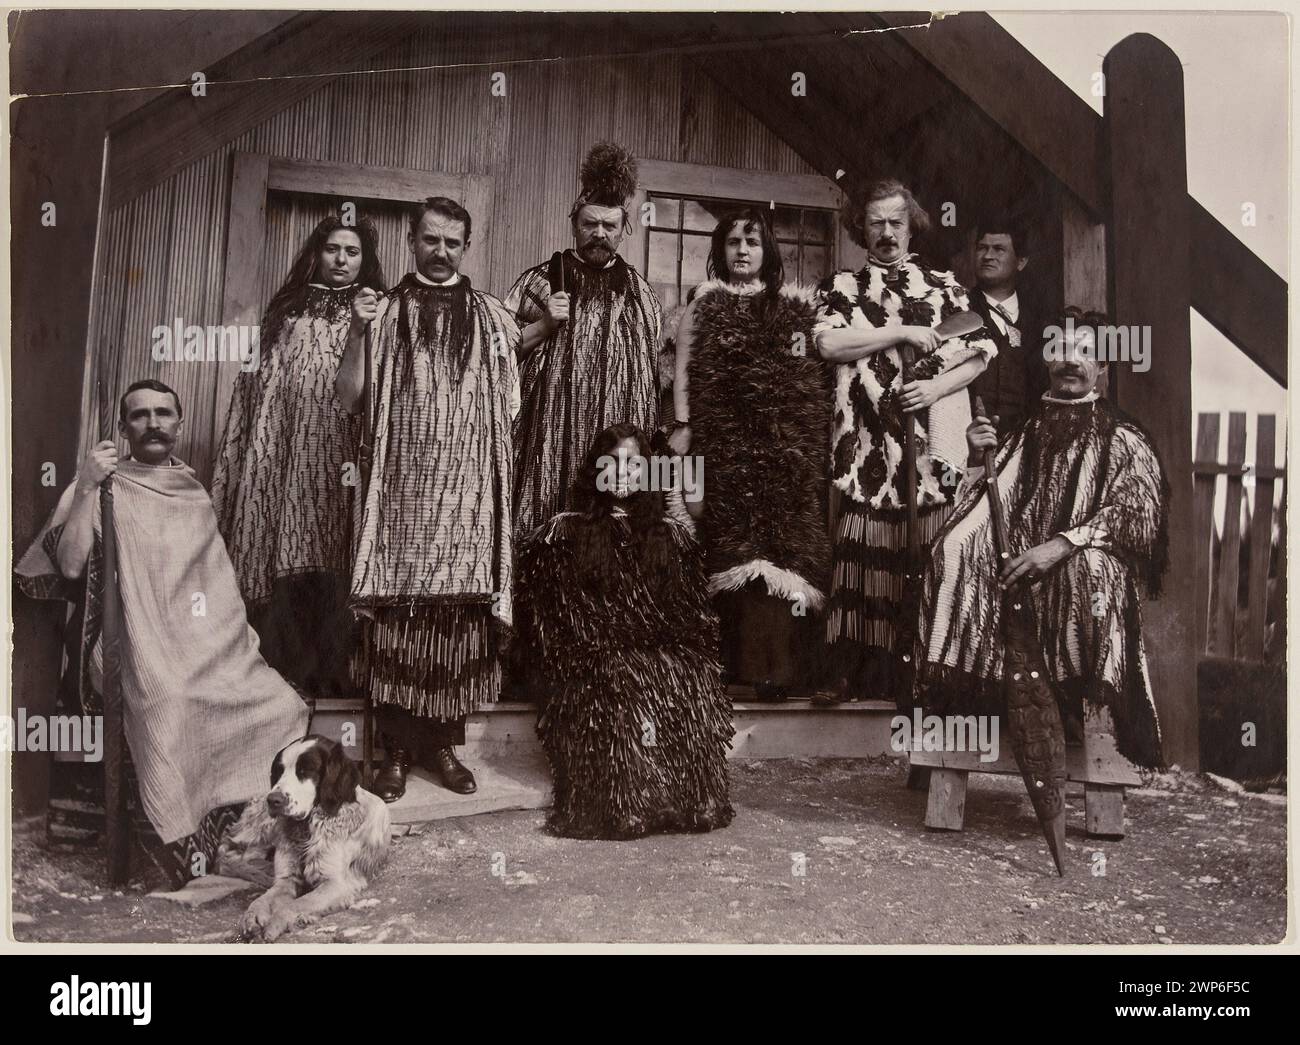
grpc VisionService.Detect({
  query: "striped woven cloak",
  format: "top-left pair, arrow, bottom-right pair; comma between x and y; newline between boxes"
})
506,251 -> 662,537
211,283 -> 360,606
349,274 -> 519,719
916,394 -> 1170,767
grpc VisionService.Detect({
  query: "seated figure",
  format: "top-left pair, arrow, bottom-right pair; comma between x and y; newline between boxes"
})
915,309 -> 1170,767
16,378 -> 309,887
515,423 -> 735,839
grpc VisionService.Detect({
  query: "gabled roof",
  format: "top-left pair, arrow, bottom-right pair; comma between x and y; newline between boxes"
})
103,10 -> 1285,385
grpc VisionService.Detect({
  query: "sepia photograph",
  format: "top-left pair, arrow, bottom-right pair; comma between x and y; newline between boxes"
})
3,3 -> 1292,968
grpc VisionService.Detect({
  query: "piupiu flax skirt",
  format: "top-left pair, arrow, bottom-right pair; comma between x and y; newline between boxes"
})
354,601 -> 500,721
825,499 -> 952,700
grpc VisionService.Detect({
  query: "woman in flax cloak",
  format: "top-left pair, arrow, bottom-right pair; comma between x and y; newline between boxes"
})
668,208 -> 831,700
211,215 -> 386,700
516,424 -> 734,839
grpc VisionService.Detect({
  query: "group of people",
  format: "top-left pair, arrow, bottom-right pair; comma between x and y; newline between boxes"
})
17,139 -> 1171,888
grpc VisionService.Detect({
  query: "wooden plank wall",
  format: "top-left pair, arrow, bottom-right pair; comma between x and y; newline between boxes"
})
83,25 -> 816,483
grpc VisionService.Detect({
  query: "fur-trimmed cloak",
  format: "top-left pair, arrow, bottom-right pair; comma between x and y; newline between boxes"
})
686,280 -> 832,609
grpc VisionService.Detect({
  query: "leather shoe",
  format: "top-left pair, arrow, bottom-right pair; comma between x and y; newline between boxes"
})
370,741 -> 411,804
428,746 -> 476,794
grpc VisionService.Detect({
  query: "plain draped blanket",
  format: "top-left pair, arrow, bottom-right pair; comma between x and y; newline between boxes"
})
16,458 -> 308,843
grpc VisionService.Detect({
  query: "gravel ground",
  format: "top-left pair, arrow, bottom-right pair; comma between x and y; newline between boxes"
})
9,758 -> 1288,946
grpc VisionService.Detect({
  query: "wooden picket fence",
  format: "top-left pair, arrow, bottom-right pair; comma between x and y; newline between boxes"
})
1193,412 -> 1286,662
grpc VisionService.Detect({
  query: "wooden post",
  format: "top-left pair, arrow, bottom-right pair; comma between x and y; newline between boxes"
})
924,768 -> 968,831
1084,783 -> 1125,838
1243,415 -> 1277,660
1216,414 -> 1248,658
1191,413 -> 1220,653
1103,34 -> 1198,769
1061,191 -> 1106,312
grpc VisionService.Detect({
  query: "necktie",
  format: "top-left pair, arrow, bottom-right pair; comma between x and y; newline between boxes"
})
993,302 -> 1021,348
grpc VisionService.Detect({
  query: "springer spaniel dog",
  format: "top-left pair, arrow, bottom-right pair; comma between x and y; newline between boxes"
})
218,735 -> 391,942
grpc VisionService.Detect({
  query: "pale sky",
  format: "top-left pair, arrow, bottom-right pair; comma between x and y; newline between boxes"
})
993,10 -> 1289,467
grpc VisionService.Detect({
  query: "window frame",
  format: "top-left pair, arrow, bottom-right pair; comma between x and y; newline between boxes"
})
625,159 -> 863,303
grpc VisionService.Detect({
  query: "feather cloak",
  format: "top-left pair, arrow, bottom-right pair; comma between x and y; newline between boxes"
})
686,280 -> 832,608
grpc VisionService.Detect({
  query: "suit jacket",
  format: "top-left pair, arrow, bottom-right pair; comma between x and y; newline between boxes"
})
966,287 -> 1050,435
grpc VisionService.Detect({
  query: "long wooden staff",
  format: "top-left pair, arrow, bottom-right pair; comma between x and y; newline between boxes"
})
895,343 -> 923,705
358,317 -> 376,787
975,395 -> 1067,876
98,384 -> 129,885
895,311 -> 985,706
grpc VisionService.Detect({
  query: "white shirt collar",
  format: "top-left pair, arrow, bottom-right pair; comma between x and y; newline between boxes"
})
1041,389 -> 1099,405
414,270 -> 461,287
986,289 -> 1019,322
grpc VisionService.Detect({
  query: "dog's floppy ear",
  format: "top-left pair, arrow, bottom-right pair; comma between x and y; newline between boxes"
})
317,739 -> 360,816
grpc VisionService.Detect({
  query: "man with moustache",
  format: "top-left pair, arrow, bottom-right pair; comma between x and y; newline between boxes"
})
15,380 -> 308,887
337,196 -> 519,801
815,178 -> 998,705
965,216 -> 1050,436
915,307 -> 1169,768
506,141 -> 663,538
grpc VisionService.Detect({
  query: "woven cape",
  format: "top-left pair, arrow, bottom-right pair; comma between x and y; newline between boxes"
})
211,283 -> 360,606
916,395 -> 1170,767
686,280 -> 832,608
349,275 -> 519,628
516,509 -> 734,839
506,250 -> 663,536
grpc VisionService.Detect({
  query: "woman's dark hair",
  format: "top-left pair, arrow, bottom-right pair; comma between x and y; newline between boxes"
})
410,195 -> 473,244
706,207 -> 784,295
262,215 -> 386,345
570,423 -> 675,590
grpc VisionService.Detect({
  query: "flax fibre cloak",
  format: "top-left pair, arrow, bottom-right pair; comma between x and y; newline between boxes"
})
211,283 -> 361,693
516,508 -> 734,839
916,394 -> 1170,767
349,274 -> 519,720
507,251 -> 663,537
685,279 -> 831,608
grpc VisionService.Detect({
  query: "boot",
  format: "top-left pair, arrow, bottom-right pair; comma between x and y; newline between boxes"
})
370,737 -> 411,803
428,746 -> 476,794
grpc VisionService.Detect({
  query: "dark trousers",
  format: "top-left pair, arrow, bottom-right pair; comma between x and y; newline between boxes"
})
377,704 -> 466,753
717,581 -> 805,688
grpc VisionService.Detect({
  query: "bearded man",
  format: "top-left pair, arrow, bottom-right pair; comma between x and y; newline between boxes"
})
506,141 -> 663,537
916,308 -> 1169,767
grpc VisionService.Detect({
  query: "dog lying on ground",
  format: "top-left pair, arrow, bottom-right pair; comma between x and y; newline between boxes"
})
218,734 -> 391,942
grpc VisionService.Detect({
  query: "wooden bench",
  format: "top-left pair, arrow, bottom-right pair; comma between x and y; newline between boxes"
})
909,706 -> 1139,838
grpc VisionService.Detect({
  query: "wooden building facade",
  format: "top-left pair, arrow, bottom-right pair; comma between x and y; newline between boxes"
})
20,12 -> 1288,793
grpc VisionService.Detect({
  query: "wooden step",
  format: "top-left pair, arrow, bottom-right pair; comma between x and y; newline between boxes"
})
309,698 -> 900,764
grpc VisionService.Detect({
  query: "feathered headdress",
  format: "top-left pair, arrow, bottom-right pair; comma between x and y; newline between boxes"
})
571,141 -> 638,216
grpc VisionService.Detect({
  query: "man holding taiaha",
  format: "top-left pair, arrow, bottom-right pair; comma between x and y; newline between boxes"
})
15,380 -> 308,887
815,178 -> 999,706
506,141 -> 663,538
336,196 -> 520,802
915,308 -> 1169,769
